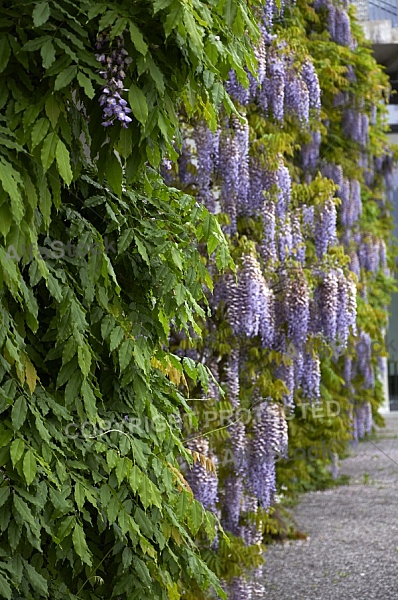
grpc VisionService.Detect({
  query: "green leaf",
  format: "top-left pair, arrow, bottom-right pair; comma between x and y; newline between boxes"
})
119,339 -> 134,372
81,380 -> 97,422
207,233 -> 219,255
224,0 -> 237,27
23,36 -> 52,52
134,237 -> 150,265
147,56 -> 165,94
176,490 -> 189,519
65,371 -> 83,406
10,439 -> 24,467
182,357 -> 197,381
98,10 -> 118,30
175,283 -> 185,305
11,396 -> 27,431
77,71 -> 95,99
0,573 -> 11,600
128,84 -> 148,125
110,326 -> 124,352
216,242 -> 231,270
183,9 -> 203,53
201,212 -> 213,240
0,487 -> 10,509
115,456 -> 131,485
33,2 -> 51,27
119,126 -> 132,159
107,449 -> 119,470
105,152 -> 123,196
130,437 -> 148,468
41,132 -> 59,172
23,450 -> 37,486
56,139 -> 73,185
129,465 -> 143,492
203,510 -> 217,543
72,523 -> 92,566
110,18 -> 128,39
134,557 -> 152,586
45,95 -> 60,128
40,39 -> 56,69
187,499 -> 203,535
170,246 -> 183,270
0,37 -> 11,73
122,546 -> 133,569
118,228 -> 135,254
54,65 -> 78,92
31,117 -> 50,150
153,0 -> 172,11
77,344 -> 91,377
9,556 -> 23,586
23,562 -> 48,596
74,482 -> 86,511
165,3 -> 182,37
8,520 -> 21,551
212,82 -> 224,105
138,473 -> 159,509
13,495 -> 36,528
158,308 -> 170,338
0,159 -> 23,224
0,429 -> 13,449
129,22 -> 148,55
133,344 -> 148,374
57,515 -> 75,541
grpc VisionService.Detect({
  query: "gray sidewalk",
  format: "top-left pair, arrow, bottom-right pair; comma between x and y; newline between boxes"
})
262,413 -> 398,599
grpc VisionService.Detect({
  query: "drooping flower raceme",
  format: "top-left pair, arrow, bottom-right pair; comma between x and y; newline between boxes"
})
314,197 -> 337,259
96,35 -> 132,128
185,436 -> 219,513
248,400 -> 288,507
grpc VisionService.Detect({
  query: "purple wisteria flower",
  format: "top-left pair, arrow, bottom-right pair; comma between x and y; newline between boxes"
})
223,476 -> 244,534
300,351 -> 321,400
291,210 -> 306,264
261,200 -> 278,262
301,131 -> 321,171
96,35 -> 132,128
225,347 -> 240,407
301,60 -> 321,110
194,122 -> 218,212
285,69 -> 310,123
225,70 -> 250,106
286,267 -> 310,348
248,400 -> 288,507
320,270 -> 339,341
185,436 -> 219,513
314,197 -> 337,259
268,51 -> 285,122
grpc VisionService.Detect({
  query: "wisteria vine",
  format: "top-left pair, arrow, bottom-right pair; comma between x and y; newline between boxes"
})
170,0 -> 395,596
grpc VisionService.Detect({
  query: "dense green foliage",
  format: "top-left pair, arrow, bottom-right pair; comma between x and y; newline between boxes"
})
0,0 -> 261,598
0,0 -> 396,598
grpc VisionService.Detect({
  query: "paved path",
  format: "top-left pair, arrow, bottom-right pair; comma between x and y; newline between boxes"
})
262,414 -> 398,599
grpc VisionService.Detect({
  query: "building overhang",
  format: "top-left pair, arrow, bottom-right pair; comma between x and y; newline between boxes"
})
360,20 -> 398,74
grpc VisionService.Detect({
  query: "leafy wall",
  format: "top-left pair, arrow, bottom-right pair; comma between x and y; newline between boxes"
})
0,0 -> 396,599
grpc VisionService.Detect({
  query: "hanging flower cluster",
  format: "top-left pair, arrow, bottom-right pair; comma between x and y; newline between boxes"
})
342,108 -> 369,147
185,436 -> 219,514
248,401 -> 288,507
96,34 -> 132,128
313,0 -> 352,46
